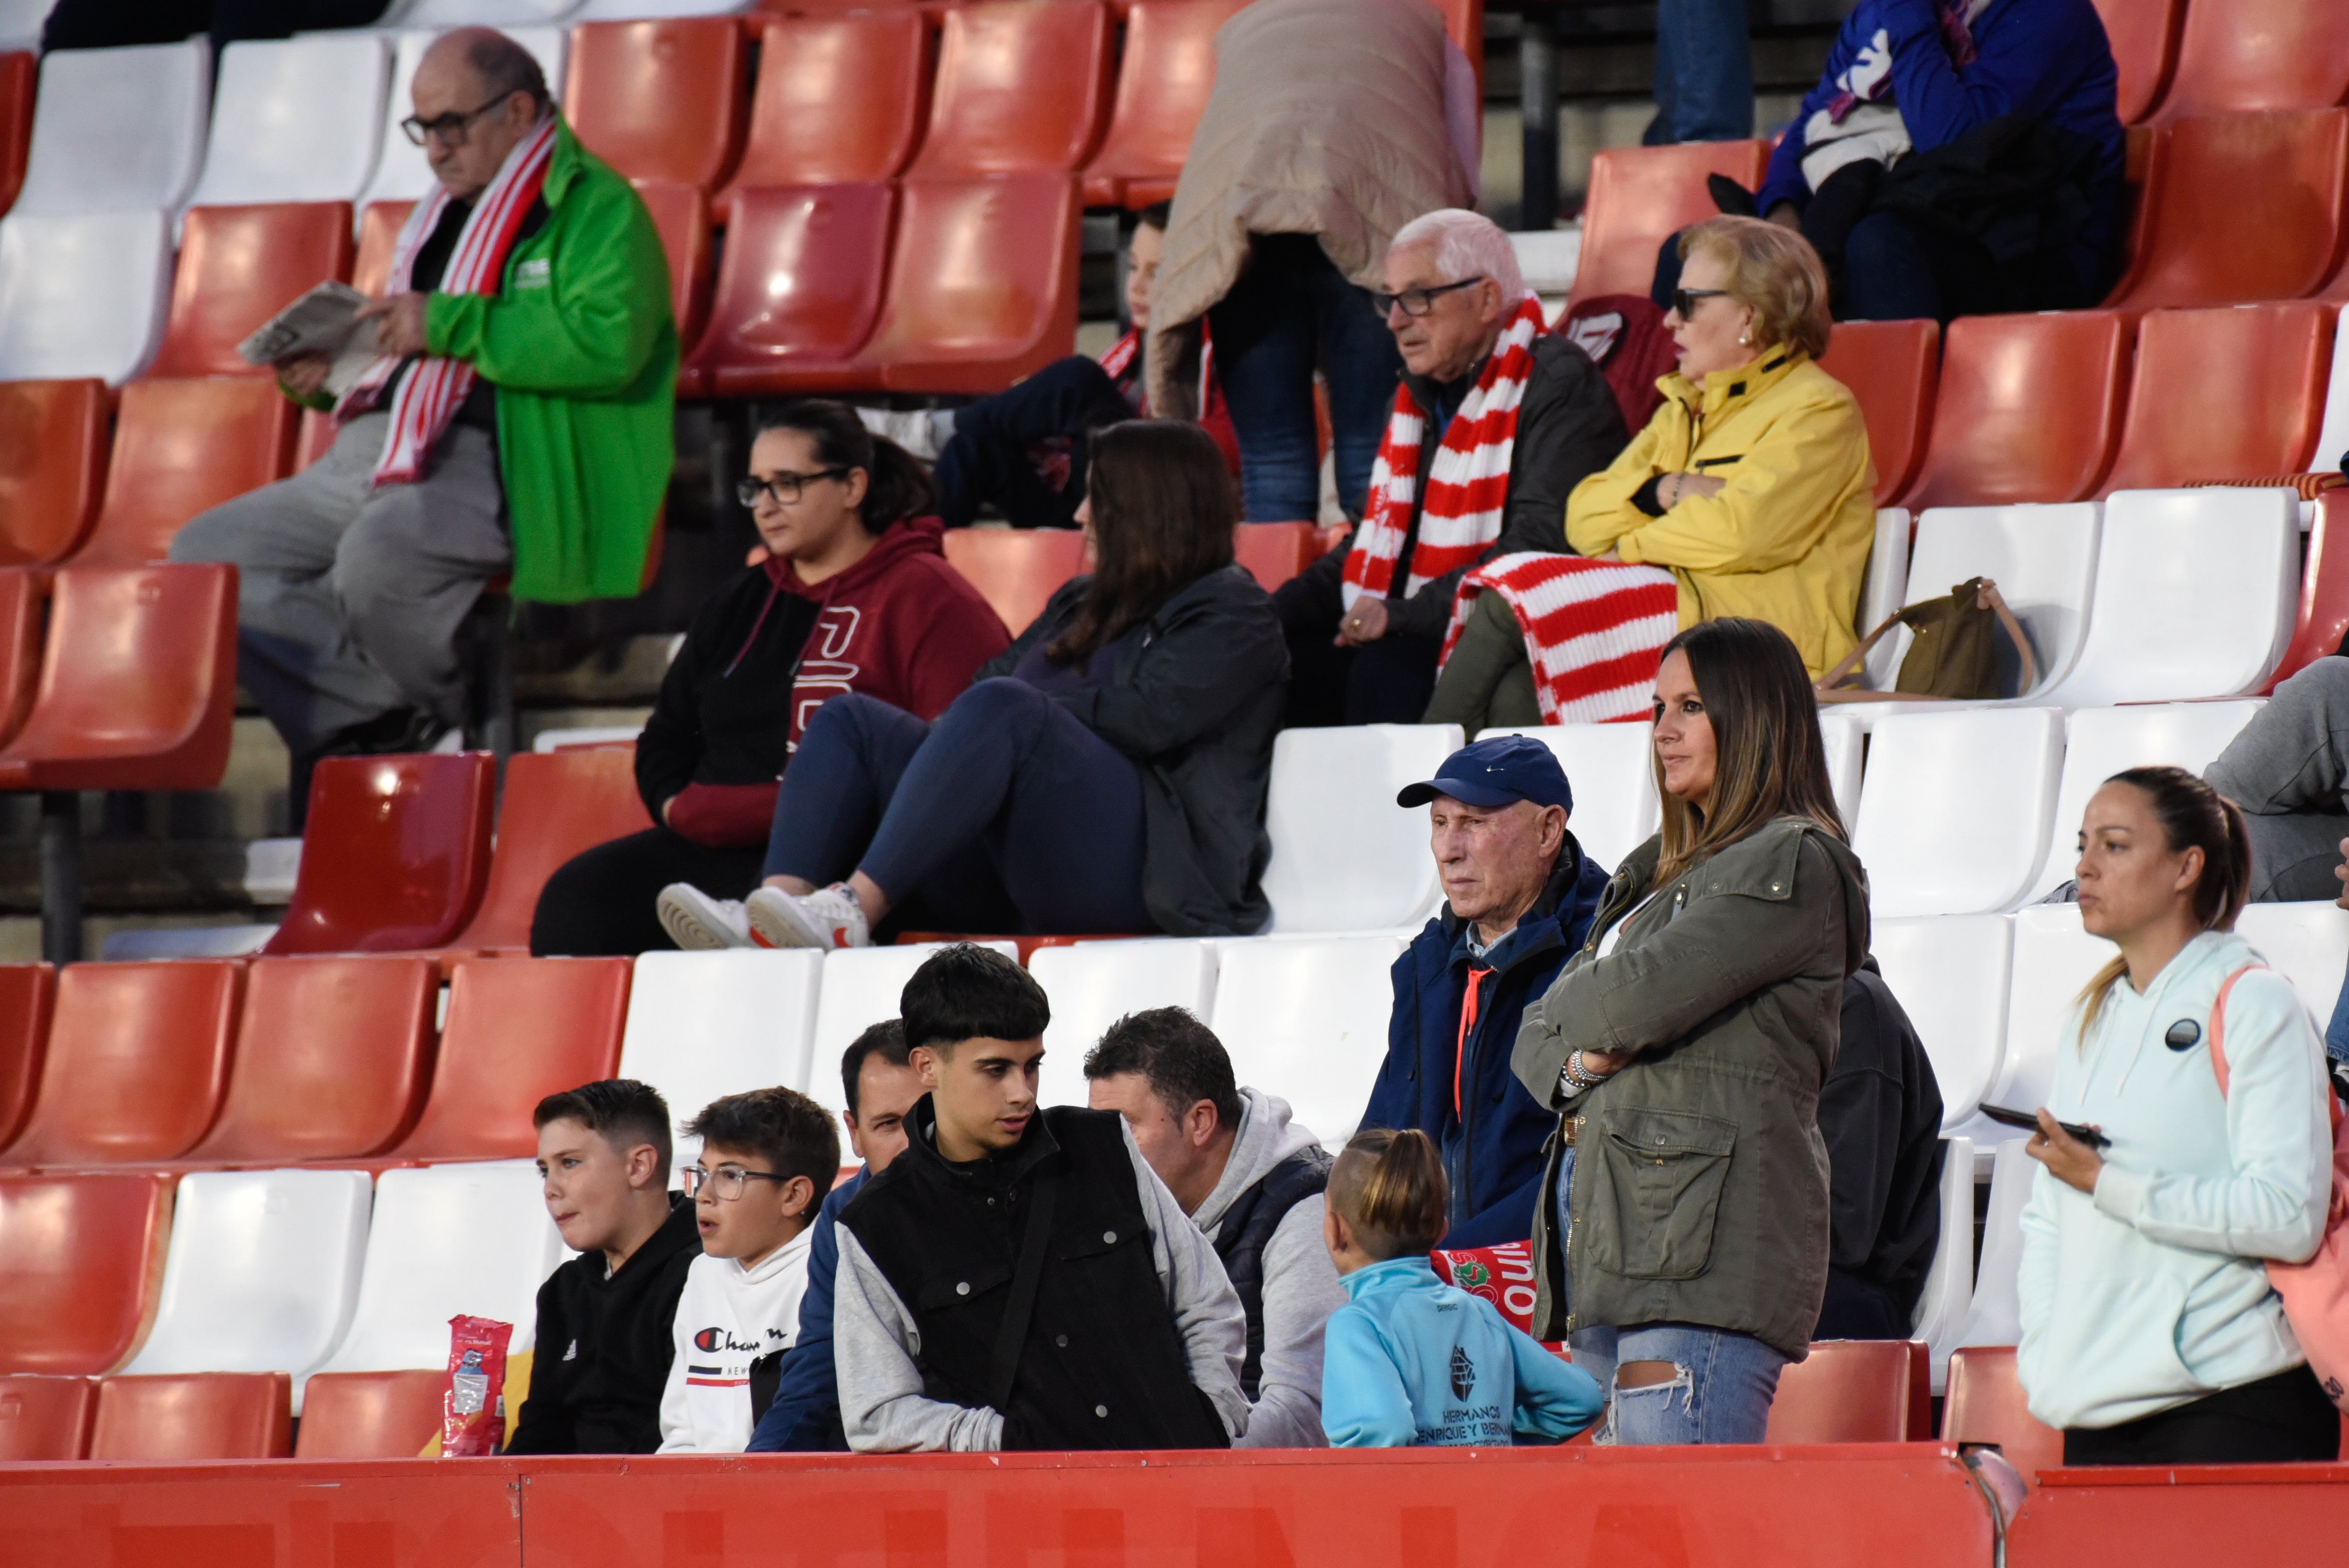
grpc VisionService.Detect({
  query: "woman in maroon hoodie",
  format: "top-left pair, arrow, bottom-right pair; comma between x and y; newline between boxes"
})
531,402 -> 1010,956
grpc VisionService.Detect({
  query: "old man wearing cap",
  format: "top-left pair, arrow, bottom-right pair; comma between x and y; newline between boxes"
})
1359,734 -> 1611,1246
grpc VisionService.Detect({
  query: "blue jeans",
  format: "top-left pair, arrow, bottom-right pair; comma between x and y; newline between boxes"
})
1645,0 -> 1753,145
2326,972 -> 2349,1071
1206,234 -> 1401,522
934,355 -> 1135,530
762,682 -> 1154,935
1567,1322 -> 1788,1445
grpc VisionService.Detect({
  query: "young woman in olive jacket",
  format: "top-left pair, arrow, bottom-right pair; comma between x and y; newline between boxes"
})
1512,616 -> 1868,1443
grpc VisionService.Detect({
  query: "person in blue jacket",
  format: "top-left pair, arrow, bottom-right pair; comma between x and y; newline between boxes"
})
1320,1127 -> 1602,1447
1359,735 -> 1610,1249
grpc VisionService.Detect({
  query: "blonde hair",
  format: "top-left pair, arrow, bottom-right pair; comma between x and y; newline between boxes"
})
2074,767 -> 2254,1040
1678,216 -> 1833,361
1328,1128 -> 1449,1260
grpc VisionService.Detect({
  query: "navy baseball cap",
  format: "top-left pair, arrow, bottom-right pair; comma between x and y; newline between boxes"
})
1396,734 -> 1573,813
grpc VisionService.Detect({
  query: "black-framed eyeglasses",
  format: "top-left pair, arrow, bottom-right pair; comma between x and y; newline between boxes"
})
682,1164 -> 790,1201
1671,288 -> 1731,320
399,94 -> 518,147
737,467 -> 852,508
1373,276 -> 1487,319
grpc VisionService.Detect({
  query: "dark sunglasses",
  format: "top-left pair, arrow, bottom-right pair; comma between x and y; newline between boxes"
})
1672,287 -> 1731,319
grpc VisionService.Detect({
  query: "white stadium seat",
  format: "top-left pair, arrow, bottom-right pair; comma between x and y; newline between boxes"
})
2038,489 -> 2297,709
568,0 -> 751,17
1897,503 -> 2103,702
120,1169 -> 372,1410
12,39 -> 212,214
1911,1135 -> 1975,1389
0,208 -> 176,384
1028,939 -> 1219,1113
185,35 -> 392,208
1853,707 -> 2063,916
1818,713 -> 1863,832
359,28 -> 569,215
806,942 -> 1019,1118
310,1162 -> 570,1375
0,0 -> 46,50
2234,901 -> 2349,1031
1870,915 -> 2013,1131
1957,901 -> 2112,1150
532,727 -> 641,752
1858,506 -> 1912,690
1209,934 -> 1405,1146
393,0 -> 583,25
1485,722 -> 1657,874
618,950 -> 824,1178
1262,724 -> 1462,932
2026,701 -> 2266,901
1957,1137 -> 2038,1351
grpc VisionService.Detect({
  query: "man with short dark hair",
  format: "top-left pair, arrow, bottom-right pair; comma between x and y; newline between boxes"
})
833,945 -> 1248,1450
1085,1007 -> 1347,1447
507,1079 -> 701,1454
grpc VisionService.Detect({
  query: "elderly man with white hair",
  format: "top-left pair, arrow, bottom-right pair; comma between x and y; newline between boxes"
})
1274,208 -> 1627,727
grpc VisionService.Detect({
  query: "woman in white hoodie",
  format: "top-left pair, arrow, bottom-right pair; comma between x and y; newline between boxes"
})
2018,766 -> 2339,1465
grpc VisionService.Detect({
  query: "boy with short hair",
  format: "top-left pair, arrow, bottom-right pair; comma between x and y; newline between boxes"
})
657,1086 -> 841,1452
833,945 -> 1250,1451
506,1080 -> 702,1454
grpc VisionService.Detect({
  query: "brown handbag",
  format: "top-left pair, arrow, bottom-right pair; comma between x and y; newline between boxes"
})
1816,577 -> 2037,702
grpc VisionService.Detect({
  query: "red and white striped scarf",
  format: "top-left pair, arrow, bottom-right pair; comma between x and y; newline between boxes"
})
336,117 -> 558,487
1340,294 -> 1550,610
1443,554 -> 1680,725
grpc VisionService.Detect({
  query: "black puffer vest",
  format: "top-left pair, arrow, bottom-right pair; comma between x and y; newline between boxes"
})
1209,1146 -> 1332,1399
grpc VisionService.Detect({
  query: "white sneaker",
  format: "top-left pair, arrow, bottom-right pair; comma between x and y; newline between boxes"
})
746,883 -> 871,951
657,884 -> 757,950
854,405 -> 944,463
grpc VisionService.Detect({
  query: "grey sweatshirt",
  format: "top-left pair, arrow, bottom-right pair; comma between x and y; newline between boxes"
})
834,1119 -> 1250,1452
1189,1088 -> 1349,1449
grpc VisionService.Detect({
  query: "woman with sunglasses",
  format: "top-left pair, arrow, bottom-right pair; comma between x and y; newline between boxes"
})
531,401 -> 1008,957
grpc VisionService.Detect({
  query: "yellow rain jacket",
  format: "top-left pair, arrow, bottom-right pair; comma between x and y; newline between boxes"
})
1565,347 -> 1874,676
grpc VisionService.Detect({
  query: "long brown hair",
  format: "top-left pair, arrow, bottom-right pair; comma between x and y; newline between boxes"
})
1650,617 -> 1844,893
1045,419 -> 1235,665
1328,1128 -> 1449,1259
2075,766 -> 2253,1038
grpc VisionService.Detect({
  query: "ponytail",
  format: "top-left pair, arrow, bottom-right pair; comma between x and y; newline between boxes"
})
1327,1128 -> 1449,1259
753,399 -> 938,534
2076,766 -> 2253,1039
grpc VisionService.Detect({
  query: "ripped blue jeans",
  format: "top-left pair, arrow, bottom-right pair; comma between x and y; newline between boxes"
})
1566,1322 -> 1787,1445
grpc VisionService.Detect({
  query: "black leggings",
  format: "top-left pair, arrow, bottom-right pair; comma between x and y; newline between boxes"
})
2063,1364 -> 2342,1466
530,827 -> 767,956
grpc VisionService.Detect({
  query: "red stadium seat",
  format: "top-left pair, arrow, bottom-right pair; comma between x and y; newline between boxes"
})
263,754 -> 496,956
2087,0 -> 2183,124
0,378 -> 110,566
1568,140 -> 1773,309
2153,0 -> 2349,119
2272,488 -> 2349,691
0,51 -> 30,219
1763,1340 -> 1931,1444
0,1375 -> 95,1460
0,964 -> 54,1155
1942,1346 -> 2064,1476
353,200 -> 414,296
942,527 -> 1086,636
0,567 -> 44,752
146,202 -> 355,379
633,180 -> 714,353
905,1 -> 1112,178
2100,302 -> 2336,495
565,19 -> 747,192
294,1369 -> 446,1458
0,960 -> 242,1168
87,1372 -> 291,1460
181,956 -> 437,1166
681,182 -> 896,397
714,13 -> 928,216
383,958 -> 631,1163
871,175 -> 1083,394
435,746 -> 655,960
1080,0 -> 1249,208
0,564 -> 240,793
1235,521 -> 1320,593
72,376 -> 298,567
2106,110 -> 2349,310
1906,310 -> 2133,509
1816,318 -> 1940,506
0,1172 -> 173,1374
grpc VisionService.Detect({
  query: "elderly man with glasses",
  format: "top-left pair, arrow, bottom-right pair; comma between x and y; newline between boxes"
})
1271,208 -> 1628,728
173,27 -> 675,814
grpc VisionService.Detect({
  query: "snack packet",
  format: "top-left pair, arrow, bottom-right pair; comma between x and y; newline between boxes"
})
440,1316 -> 514,1456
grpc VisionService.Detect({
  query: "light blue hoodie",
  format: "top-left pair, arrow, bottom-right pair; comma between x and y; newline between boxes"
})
2017,929 -> 2333,1432
1320,1255 -> 1603,1447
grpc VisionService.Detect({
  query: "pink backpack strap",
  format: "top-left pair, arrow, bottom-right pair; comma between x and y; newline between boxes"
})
2206,963 -> 2266,1098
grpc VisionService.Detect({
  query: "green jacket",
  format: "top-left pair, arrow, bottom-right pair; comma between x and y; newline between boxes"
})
425,118 -> 676,603
1511,816 -> 1869,1362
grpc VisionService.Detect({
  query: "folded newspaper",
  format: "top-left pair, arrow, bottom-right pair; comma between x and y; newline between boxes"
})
237,281 -> 389,400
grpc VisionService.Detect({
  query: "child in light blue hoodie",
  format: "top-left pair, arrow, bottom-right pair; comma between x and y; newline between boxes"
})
1319,1128 -> 1602,1447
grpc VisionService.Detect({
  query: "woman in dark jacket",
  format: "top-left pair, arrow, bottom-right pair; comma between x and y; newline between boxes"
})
1512,616 -> 1868,1444
531,401 -> 1008,956
659,418 -> 1289,948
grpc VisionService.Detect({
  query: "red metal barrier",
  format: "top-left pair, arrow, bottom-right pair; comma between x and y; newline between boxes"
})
0,1444 -> 1995,1568
2007,1462 -> 2349,1568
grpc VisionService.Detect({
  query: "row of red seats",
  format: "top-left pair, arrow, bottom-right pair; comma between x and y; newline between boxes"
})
2094,0 -> 2349,126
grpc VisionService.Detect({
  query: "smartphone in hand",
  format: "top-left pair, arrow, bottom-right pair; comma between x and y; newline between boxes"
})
1980,1103 -> 2110,1150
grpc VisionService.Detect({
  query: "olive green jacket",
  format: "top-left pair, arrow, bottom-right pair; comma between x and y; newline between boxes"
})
1511,816 -> 1869,1361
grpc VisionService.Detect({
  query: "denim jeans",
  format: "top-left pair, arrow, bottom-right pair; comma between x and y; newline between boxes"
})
1567,1322 -> 1788,1445
1645,0 -> 1754,146
934,355 -> 1135,530
1205,234 -> 1402,522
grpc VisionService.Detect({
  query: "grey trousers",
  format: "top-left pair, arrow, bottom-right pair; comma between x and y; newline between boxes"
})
2204,657 -> 2349,902
170,411 -> 512,757
1422,587 -> 1545,734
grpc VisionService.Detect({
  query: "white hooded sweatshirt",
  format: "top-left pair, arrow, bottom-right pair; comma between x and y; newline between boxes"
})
657,1224 -> 814,1453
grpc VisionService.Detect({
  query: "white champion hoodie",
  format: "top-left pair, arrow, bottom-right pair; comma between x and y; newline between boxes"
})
2016,928 -> 2333,1432
657,1224 -> 815,1453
